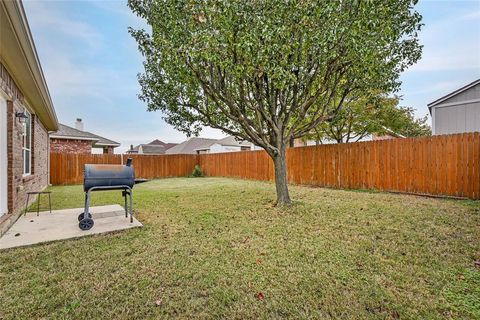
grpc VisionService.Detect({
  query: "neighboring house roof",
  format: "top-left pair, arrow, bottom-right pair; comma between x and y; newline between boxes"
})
427,78 -> 480,113
194,141 -> 218,151
150,139 -> 178,150
127,139 -> 178,154
380,126 -> 405,139
164,142 -> 178,150
195,136 -> 251,151
0,0 -> 58,130
50,124 -> 120,147
166,137 -> 218,154
126,145 -> 140,154
90,133 -> 121,147
139,144 -> 166,154
216,136 -> 251,147
148,139 -> 165,145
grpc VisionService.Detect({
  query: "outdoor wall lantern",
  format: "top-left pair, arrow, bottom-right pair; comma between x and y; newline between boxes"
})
15,111 -> 28,123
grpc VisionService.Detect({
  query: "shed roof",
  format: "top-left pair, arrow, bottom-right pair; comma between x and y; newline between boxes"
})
428,78 -> 480,112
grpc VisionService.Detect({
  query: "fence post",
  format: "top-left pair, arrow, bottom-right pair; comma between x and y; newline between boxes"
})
48,134 -> 479,199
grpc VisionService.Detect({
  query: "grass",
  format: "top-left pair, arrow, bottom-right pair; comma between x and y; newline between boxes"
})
0,177 -> 479,319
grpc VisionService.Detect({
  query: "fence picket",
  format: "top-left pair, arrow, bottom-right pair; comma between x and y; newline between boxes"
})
50,133 -> 480,199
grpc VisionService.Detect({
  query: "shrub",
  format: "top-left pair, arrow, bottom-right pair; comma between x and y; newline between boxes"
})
191,165 -> 203,177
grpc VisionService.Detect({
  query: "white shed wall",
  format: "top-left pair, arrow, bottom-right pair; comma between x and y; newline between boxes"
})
433,101 -> 480,135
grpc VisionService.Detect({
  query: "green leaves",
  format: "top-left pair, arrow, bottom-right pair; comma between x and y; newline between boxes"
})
306,94 -> 431,143
128,0 -> 422,152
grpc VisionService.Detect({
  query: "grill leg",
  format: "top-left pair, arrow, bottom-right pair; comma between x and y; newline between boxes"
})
24,193 -> 30,216
85,190 -> 92,219
124,191 -> 128,218
128,189 -> 133,223
36,193 -> 41,216
83,193 -> 88,216
48,193 -> 52,214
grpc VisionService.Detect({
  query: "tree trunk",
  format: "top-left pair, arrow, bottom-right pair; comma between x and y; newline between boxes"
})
271,143 -> 291,205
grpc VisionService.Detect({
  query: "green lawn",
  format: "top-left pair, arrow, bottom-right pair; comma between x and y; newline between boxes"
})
1,178 -> 479,319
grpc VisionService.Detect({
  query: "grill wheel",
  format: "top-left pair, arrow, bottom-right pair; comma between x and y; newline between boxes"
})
79,218 -> 94,231
77,212 -> 92,221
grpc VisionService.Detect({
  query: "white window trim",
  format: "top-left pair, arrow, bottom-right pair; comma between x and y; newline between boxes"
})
0,92 -> 8,216
22,108 -> 32,177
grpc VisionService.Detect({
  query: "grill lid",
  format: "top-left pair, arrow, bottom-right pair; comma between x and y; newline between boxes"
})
84,163 -> 135,191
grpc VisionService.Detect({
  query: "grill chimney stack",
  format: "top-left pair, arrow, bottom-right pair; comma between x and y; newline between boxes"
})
75,118 -> 84,131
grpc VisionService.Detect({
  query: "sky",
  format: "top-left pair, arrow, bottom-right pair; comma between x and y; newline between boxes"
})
23,0 -> 480,153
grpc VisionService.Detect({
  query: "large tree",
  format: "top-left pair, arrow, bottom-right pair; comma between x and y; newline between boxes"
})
128,0 -> 422,204
383,105 -> 432,137
306,95 -> 431,143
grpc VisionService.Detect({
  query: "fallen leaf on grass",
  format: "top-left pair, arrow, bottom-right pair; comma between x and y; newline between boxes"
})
255,292 -> 265,301
356,261 -> 364,271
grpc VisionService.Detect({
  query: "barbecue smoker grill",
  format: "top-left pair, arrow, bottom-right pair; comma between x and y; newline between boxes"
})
79,158 -> 135,231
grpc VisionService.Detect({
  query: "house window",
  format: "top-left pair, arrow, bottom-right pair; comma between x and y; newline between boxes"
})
22,109 -> 32,176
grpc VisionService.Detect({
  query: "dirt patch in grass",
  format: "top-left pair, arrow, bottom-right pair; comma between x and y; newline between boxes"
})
1,178 -> 479,319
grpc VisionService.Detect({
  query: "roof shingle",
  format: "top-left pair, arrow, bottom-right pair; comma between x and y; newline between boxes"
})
50,124 -> 120,147
165,137 -> 218,154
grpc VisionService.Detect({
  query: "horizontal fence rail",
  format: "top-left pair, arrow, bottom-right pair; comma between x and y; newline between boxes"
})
49,153 -> 197,185
50,133 -> 480,199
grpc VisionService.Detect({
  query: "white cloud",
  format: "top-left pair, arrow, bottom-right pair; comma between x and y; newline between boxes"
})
461,10 -> 480,21
25,1 -> 103,52
87,0 -> 150,30
405,79 -> 470,96
24,1 -> 143,107
405,3 -> 480,73
42,51 -> 142,109
407,46 -> 480,72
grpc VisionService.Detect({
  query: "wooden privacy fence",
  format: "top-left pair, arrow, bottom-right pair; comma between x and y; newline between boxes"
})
49,153 -> 197,185
50,132 -> 480,199
199,133 -> 480,199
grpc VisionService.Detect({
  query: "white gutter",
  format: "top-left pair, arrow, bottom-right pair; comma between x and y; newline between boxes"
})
1,0 -> 58,130
93,143 -> 121,147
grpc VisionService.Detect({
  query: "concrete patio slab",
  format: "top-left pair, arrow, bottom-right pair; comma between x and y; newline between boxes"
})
0,205 -> 142,250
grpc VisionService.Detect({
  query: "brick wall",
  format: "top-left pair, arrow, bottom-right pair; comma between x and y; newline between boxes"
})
8,102 -> 50,213
0,61 -> 50,233
103,146 -> 114,154
50,138 -> 92,154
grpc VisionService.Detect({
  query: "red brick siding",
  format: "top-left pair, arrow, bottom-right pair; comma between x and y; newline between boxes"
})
292,138 -> 307,147
50,138 -> 92,154
0,61 -> 50,228
0,63 -> 24,102
6,98 -> 49,214
103,146 -> 114,154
